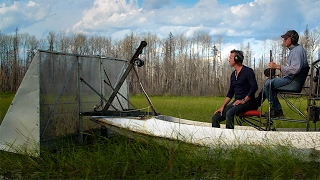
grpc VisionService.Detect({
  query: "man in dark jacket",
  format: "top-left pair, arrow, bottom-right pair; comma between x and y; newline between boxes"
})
212,50 -> 258,129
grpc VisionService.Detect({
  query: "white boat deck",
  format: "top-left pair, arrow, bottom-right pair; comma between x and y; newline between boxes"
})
91,115 -> 320,151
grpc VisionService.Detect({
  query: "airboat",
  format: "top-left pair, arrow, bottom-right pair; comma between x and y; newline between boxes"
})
88,41 -> 320,152
0,41 -> 319,158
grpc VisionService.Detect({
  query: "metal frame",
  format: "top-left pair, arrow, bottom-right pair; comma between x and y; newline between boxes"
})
0,50 -> 133,156
237,60 -> 320,131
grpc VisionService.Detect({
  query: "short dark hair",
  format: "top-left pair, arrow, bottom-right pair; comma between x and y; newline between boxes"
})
230,49 -> 244,63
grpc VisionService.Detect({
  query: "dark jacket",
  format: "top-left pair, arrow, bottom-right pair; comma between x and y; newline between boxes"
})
226,65 -> 258,101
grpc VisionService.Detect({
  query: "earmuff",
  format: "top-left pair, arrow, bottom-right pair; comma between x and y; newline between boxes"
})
290,31 -> 299,44
234,50 -> 244,63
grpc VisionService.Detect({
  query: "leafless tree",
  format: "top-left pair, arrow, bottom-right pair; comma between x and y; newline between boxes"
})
47,31 -> 56,51
1,29 -> 319,98
72,33 -> 88,55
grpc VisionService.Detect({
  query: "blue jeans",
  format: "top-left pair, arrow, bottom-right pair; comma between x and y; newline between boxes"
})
212,101 -> 254,129
264,77 -> 294,110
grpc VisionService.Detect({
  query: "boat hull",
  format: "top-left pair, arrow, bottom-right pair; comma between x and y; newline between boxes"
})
90,115 -> 320,151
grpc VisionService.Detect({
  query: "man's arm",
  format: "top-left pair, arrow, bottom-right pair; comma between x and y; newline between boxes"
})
278,46 -> 307,76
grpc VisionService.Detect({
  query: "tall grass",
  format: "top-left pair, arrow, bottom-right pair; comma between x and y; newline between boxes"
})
1,133 -> 319,179
0,93 -> 319,179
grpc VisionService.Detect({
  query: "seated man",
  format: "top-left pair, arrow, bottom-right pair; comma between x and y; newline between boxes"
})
255,30 -> 309,118
212,50 -> 258,129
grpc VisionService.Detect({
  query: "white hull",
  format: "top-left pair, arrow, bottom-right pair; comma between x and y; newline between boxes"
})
90,115 -> 320,151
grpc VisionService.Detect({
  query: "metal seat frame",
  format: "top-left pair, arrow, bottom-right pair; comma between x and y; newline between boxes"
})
236,64 -> 320,131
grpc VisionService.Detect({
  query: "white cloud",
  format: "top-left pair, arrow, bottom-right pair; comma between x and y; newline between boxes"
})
0,1 -> 52,31
1,0 -> 319,59
72,0 -> 144,35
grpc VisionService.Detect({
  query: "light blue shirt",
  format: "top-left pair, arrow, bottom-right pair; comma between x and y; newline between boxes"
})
280,44 -> 308,79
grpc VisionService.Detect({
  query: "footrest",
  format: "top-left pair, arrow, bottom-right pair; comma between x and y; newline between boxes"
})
238,110 -> 261,117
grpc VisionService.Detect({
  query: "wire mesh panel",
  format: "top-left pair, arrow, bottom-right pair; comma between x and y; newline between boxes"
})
0,50 -> 129,155
39,51 -> 128,141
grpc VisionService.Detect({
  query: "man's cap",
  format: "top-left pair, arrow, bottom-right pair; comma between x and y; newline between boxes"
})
281,30 -> 298,39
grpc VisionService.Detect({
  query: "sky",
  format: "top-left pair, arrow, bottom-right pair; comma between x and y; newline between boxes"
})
1,0 -> 320,59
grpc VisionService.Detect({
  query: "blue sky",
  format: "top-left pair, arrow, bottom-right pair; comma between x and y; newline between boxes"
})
0,0 -> 319,59
136,0 -> 252,8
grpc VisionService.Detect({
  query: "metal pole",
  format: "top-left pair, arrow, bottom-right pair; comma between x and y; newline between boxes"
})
104,41 -> 147,111
77,56 -> 83,144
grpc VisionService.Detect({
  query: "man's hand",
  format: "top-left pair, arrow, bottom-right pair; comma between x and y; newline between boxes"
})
214,107 -> 224,116
233,99 -> 245,106
268,62 -> 281,70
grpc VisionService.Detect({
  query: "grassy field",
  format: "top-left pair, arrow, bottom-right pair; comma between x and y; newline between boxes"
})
0,93 -> 311,125
0,93 -> 319,179
131,94 -> 312,128
0,92 -> 14,123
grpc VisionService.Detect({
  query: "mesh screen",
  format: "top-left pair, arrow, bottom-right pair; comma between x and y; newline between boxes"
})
39,51 -> 128,140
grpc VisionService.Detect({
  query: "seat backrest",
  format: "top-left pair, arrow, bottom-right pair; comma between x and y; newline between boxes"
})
276,66 -> 310,93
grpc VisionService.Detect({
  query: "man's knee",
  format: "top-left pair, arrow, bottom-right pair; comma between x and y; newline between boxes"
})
264,80 -> 271,89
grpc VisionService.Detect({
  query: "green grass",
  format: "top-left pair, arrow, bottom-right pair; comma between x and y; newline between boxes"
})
0,92 -> 14,123
1,132 -> 319,179
131,94 -> 313,128
0,93 -> 312,127
132,95 -> 218,122
1,93 -> 320,179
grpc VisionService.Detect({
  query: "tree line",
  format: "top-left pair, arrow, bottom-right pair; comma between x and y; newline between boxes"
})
0,26 -> 319,96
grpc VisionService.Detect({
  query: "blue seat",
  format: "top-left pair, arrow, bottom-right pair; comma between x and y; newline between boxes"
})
275,67 -> 310,93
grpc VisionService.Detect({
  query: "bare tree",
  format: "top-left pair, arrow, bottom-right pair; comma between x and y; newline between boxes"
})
57,31 -> 72,53
47,31 -> 56,51
300,25 -> 320,63
72,33 -> 88,55
1,28 -> 319,97
140,32 -> 160,95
